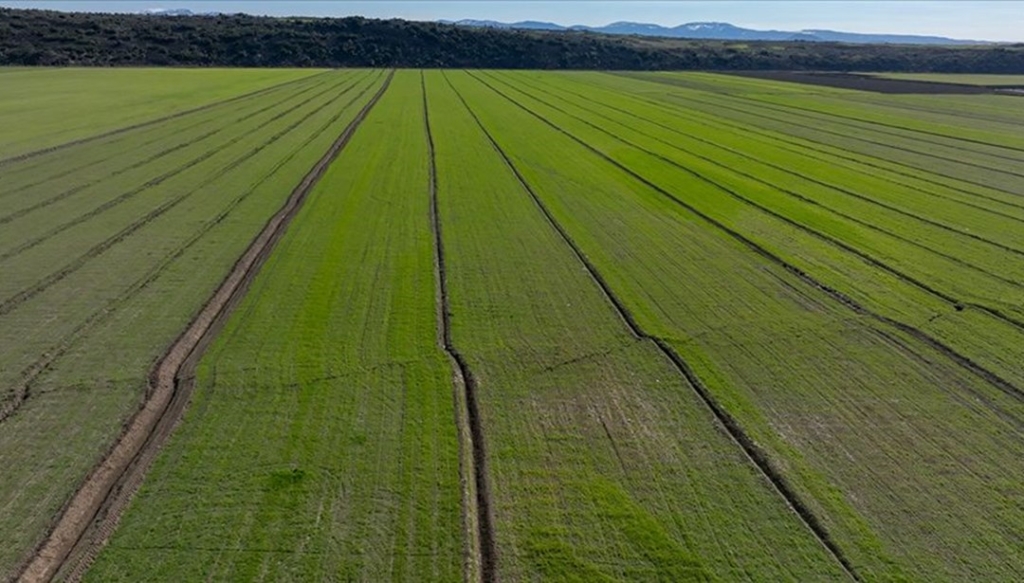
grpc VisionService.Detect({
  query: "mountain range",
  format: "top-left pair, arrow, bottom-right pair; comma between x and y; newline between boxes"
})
440,20 -> 989,45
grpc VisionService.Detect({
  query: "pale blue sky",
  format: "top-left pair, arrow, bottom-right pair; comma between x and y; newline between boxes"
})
3,1 -> 1022,42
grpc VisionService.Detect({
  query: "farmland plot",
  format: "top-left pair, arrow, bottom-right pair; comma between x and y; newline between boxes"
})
448,70 -> 1024,580
0,67 -> 324,160
426,70 -> 846,581
0,69 -> 384,579
3,68 -> 1024,583
85,70 -> 464,582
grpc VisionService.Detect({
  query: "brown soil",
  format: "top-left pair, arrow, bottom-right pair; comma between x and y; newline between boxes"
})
727,71 -> 1000,94
14,70 -> 395,583
422,72 -> 492,583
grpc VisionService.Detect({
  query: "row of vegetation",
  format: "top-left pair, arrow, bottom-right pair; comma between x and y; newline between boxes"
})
2,7 -> 1024,71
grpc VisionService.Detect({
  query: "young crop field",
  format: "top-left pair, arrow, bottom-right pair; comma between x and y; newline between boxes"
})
2,67 -> 1023,582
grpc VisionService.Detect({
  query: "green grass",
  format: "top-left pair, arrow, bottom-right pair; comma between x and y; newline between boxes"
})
0,69 -> 384,578
85,70 -> 463,582
0,67 -> 325,159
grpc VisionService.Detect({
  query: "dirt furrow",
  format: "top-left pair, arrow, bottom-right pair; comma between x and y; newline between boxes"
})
0,77 -> 373,427
0,70 -> 335,168
468,72 -> 1024,410
0,73 -> 378,320
448,71 -> 862,581
14,70 -> 394,583
422,72 -> 493,583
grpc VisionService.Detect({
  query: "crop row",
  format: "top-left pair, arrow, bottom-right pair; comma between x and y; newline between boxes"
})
0,69 -> 384,578
452,70 -> 1024,580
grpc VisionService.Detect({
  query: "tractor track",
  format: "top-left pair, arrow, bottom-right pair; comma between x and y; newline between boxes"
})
0,72 -> 378,321
0,72 -> 344,224
0,72 -> 363,264
0,74 -> 374,427
469,71 -> 1024,429
423,72 -> 494,583
447,71 -> 863,582
0,70 -> 336,168
0,71 -> 332,204
13,70 -> 394,583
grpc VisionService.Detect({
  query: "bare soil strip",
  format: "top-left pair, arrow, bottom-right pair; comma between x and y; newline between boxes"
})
422,72 -> 493,583
725,71 -> 996,95
14,70 -> 394,583
0,70 -> 335,168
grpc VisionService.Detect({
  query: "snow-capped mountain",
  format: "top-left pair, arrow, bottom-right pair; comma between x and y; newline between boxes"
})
444,19 -> 987,45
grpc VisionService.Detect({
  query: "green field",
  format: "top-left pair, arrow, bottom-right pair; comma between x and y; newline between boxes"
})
3,68 -> 1024,581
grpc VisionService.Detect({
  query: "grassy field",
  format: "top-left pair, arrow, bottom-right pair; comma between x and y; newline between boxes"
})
0,68 -> 385,577
2,68 -> 1023,581
86,70 -> 463,582
0,67 -> 324,160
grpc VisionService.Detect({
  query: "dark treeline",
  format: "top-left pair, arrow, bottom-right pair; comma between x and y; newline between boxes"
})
2,8 -> 1024,72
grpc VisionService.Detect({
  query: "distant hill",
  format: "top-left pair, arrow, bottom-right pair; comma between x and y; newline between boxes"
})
2,7 -> 1022,71
445,19 -> 989,45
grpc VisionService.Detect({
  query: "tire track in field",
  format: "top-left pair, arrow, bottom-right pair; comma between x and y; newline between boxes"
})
0,72 -> 332,204
15,70 -> 395,583
595,76 -> 1024,218
468,72 -> 1024,420
0,73 -> 339,222
0,72 -> 361,264
421,72 -> 491,583
0,73 -> 379,320
0,75 -> 375,426
444,71 -> 862,582
0,70 -> 335,168
498,74 -> 1024,285
663,92 -> 1024,191
511,74 -> 1024,252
